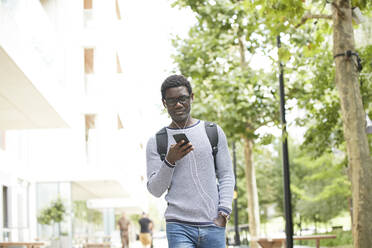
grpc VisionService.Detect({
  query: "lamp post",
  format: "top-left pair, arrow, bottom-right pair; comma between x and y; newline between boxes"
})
232,142 -> 241,246
277,35 -> 294,248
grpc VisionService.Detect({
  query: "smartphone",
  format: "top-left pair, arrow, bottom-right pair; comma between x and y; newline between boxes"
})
173,133 -> 190,147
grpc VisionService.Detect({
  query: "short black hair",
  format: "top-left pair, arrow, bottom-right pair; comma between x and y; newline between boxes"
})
161,75 -> 192,100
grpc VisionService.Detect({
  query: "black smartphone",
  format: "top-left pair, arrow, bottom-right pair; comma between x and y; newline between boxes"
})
173,133 -> 190,147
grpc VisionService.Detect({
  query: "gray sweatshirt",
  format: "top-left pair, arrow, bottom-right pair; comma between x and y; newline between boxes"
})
146,120 -> 235,226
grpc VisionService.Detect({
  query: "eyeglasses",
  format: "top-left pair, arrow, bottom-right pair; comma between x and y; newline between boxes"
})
164,95 -> 191,106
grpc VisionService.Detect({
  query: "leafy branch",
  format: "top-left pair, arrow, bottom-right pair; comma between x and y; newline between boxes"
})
296,12 -> 332,28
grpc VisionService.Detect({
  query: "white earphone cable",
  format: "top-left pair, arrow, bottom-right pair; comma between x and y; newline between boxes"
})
173,117 -> 217,219
190,150 -> 217,217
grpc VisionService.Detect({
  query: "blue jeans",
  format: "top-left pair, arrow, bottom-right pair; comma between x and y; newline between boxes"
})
166,222 -> 226,248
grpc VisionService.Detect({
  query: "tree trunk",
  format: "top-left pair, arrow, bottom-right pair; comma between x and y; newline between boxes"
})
332,1 -> 372,247
243,137 -> 260,248
238,37 -> 261,247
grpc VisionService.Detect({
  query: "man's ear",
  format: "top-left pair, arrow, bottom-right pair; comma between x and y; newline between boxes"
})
162,99 -> 167,108
190,93 -> 194,103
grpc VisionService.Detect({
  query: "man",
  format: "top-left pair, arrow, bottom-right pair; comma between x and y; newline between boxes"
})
117,212 -> 130,248
146,75 -> 235,248
138,212 -> 153,248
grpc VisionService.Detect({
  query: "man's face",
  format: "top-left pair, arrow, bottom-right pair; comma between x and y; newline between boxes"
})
163,86 -> 193,123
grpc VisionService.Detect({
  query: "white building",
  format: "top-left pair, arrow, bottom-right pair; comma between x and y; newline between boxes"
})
0,0 -> 149,245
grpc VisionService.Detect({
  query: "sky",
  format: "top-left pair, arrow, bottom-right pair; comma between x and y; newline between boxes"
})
119,0 -> 196,139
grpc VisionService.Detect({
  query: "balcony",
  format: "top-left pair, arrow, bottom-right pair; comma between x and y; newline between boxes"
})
0,0 -> 76,129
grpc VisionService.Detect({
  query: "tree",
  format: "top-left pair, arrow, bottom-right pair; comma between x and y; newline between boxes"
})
293,153 -> 351,225
238,1 -> 372,246
171,2 -> 281,245
171,0 -> 372,246
287,29 -> 372,236
331,4 -> 372,245
37,198 -> 67,238
255,137 -> 351,230
38,198 -> 66,226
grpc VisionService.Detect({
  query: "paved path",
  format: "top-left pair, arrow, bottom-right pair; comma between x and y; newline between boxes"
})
125,238 -> 168,248
124,240 -> 314,248
227,246 -> 313,248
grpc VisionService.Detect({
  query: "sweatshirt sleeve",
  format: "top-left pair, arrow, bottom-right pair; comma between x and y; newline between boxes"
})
146,136 -> 175,198
215,125 -> 235,215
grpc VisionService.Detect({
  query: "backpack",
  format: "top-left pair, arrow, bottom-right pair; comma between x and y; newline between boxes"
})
156,121 -> 218,171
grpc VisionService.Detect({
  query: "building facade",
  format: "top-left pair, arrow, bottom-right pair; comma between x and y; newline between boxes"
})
0,0 -> 148,245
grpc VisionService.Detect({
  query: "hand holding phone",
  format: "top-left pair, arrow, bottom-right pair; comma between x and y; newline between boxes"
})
173,133 -> 190,147
166,133 -> 193,165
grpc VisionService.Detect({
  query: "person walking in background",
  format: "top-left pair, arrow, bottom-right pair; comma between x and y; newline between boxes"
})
138,212 -> 153,248
146,75 -> 235,248
117,212 -> 130,248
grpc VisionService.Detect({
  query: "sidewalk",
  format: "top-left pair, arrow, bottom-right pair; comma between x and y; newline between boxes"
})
131,241 -> 313,248
229,246 -> 313,248
128,238 -> 168,248
228,246 -> 313,248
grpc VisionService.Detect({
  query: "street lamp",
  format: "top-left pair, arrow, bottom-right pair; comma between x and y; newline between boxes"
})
232,142 -> 241,246
277,35 -> 294,248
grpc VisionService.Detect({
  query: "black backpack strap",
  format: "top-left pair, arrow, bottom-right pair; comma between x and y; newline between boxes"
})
204,121 -> 218,172
156,127 -> 167,161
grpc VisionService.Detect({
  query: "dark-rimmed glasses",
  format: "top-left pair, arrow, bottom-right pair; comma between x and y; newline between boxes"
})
164,95 -> 191,106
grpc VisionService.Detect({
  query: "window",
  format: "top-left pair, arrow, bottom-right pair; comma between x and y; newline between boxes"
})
85,114 -> 96,142
117,115 -> 123,129
115,0 -> 121,20
85,114 -> 96,157
84,48 -> 94,74
3,186 -> 8,228
116,53 -> 122,74
84,0 -> 94,27
84,48 -> 95,95
84,0 -> 93,9
17,180 -> 29,229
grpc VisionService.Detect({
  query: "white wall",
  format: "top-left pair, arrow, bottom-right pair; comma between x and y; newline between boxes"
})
0,0 -> 79,128
0,0 -> 150,242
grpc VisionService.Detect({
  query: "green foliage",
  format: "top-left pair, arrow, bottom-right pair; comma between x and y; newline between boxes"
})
172,0 -> 372,157
292,43 -> 372,157
360,45 -> 372,118
294,154 -> 351,223
172,1 -> 281,140
255,138 -> 350,224
352,0 -> 372,11
254,145 -> 281,223
73,201 -> 102,225
229,136 -> 351,228
171,0 -> 371,233
129,213 -> 141,224
37,198 -> 66,225
359,45 -> 372,154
